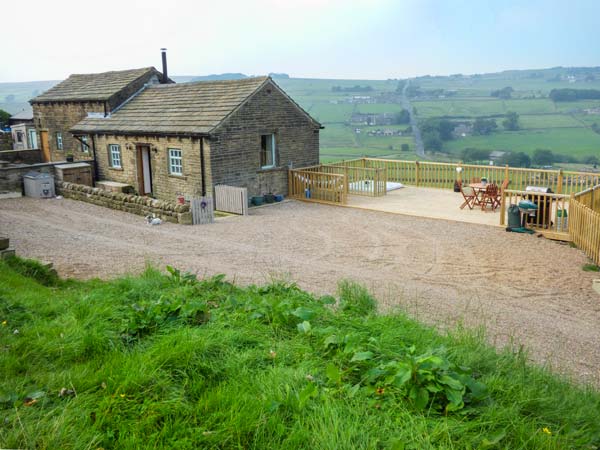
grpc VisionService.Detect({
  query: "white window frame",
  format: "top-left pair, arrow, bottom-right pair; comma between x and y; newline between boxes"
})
168,148 -> 183,175
80,136 -> 90,153
109,144 -> 122,168
260,133 -> 276,169
56,132 -> 63,150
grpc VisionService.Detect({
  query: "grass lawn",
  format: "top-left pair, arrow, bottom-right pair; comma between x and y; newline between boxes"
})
444,127 -> 600,158
1,257 -> 599,449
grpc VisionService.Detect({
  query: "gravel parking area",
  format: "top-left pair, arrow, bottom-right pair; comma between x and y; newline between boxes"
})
1,197 -> 599,385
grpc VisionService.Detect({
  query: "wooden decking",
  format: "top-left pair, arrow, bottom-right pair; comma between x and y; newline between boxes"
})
345,186 -> 501,227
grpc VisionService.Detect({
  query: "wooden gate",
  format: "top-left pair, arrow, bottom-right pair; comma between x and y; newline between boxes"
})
214,185 -> 248,215
191,197 -> 214,225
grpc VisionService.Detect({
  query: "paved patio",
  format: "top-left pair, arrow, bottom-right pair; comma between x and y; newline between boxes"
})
347,186 -> 501,227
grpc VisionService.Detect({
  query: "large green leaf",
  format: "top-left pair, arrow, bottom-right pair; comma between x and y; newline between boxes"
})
351,351 -> 374,362
297,321 -> 312,334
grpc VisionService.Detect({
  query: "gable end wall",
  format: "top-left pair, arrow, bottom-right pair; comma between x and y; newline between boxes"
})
209,82 -> 319,197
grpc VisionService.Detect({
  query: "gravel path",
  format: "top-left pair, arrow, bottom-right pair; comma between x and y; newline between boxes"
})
1,197 -> 599,385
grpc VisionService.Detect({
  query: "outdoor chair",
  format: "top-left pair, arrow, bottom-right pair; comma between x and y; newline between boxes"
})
481,184 -> 499,211
460,183 -> 478,210
496,179 -> 509,209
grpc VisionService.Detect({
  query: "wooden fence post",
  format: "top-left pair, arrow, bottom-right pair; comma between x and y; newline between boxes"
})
288,169 -> 292,198
504,164 -> 509,182
415,161 -> 420,187
557,169 -> 563,194
499,191 -> 506,226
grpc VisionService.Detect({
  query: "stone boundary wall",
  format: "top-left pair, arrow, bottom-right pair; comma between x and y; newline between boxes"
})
57,181 -> 193,225
0,159 -> 95,193
0,149 -> 43,165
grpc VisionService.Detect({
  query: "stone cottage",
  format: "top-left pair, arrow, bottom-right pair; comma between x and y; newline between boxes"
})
69,76 -> 321,201
30,67 -> 168,162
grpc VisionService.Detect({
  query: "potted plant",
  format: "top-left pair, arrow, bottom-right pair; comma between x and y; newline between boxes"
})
251,195 -> 264,206
264,192 -> 275,203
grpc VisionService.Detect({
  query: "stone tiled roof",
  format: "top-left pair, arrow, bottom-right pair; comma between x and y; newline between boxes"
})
31,67 -> 161,102
71,77 -> 275,136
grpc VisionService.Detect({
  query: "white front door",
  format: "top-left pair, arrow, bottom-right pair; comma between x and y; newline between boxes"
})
28,129 -> 37,149
142,148 -> 152,194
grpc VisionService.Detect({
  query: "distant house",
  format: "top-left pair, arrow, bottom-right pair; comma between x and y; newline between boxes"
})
350,113 -> 395,126
9,111 -> 36,150
69,77 -> 321,201
30,67 -> 168,162
452,123 -> 472,138
489,151 -> 506,161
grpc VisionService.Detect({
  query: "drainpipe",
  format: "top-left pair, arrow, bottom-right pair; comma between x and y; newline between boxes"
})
91,135 -> 99,185
200,137 -> 206,197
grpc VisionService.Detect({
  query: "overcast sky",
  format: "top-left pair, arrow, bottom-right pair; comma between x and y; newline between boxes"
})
2,0 -> 599,82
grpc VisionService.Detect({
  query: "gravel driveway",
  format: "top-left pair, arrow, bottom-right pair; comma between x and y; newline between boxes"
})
1,197 -> 599,385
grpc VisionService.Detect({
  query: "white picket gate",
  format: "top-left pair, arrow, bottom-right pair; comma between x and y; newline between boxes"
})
214,185 -> 248,215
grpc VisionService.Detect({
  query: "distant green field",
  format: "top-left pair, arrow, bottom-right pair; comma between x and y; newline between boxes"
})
518,114 -> 583,129
320,124 -> 357,147
356,103 -> 405,114
308,103 -> 354,123
444,128 -> 600,158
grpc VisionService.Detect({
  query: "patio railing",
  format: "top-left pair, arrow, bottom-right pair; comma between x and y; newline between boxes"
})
290,162 -> 386,198
499,189 -> 571,240
352,158 -> 600,194
288,169 -> 347,205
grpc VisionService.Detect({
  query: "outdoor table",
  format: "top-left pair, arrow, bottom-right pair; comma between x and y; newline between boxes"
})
468,183 -> 488,206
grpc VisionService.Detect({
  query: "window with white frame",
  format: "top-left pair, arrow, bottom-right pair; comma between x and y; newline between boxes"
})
168,148 -> 183,175
109,144 -> 122,168
80,136 -> 90,153
56,132 -> 63,150
260,134 -> 276,168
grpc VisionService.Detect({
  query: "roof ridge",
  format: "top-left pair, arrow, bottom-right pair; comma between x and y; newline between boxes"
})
148,76 -> 269,89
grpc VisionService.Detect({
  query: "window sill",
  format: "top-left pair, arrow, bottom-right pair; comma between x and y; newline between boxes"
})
257,166 -> 285,173
168,173 -> 187,180
109,167 -> 124,171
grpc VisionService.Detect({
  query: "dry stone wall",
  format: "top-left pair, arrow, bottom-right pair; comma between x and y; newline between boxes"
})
57,181 -> 192,224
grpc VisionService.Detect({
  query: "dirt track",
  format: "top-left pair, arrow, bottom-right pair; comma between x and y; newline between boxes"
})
1,197 -> 599,385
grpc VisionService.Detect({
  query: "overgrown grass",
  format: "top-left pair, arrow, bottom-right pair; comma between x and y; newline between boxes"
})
1,259 -> 599,449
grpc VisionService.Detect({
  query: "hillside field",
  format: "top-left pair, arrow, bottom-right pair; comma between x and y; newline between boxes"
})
1,256 -> 600,449
2,67 -> 600,165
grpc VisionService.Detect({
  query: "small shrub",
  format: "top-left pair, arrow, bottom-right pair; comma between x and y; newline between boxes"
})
337,281 -> 376,316
582,263 -> 600,272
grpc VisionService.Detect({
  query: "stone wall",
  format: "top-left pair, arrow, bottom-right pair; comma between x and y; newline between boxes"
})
0,159 -> 95,193
0,162 -> 55,193
56,181 -> 192,224
0,133 -> 13,151
93,135 -> 207,203
32,101 -> 105,162
209,80 -> 320,198
0,149 -> 43,165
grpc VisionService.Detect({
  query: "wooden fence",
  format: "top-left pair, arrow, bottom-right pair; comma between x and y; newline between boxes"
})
288,169 -> 346,205
349,158 -> 600,194
499,189 -> 571,239
293,162 -> 386,197
572,185 -> 600,213
214,185 -> 248,215
569,194 -> 600,265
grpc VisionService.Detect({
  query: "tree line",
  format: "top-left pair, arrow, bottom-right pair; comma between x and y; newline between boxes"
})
460,147 -> 598,168
549,88 -> 600,101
